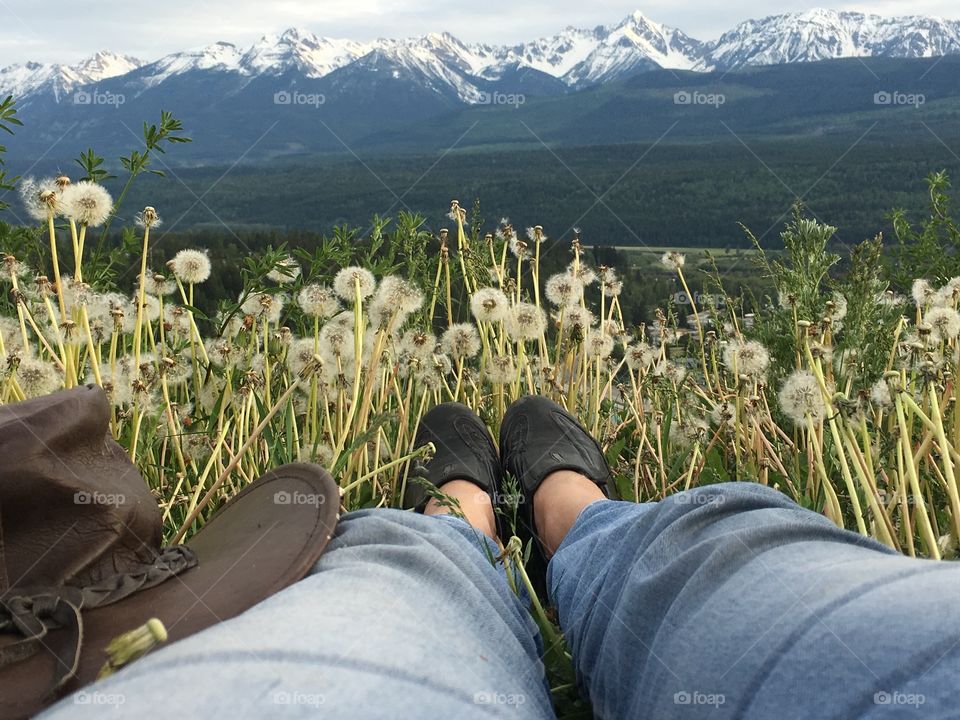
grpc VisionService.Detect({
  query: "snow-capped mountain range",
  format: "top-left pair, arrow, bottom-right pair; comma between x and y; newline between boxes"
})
3,8 -> 960,104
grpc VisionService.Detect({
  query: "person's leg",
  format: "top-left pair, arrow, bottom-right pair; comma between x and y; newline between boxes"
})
544,474 -> 960,719
41,501 -> 554,719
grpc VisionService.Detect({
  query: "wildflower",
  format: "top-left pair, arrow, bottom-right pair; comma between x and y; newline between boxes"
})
297,284 -> 340,319
925,306 -> 960,341
135,206 -> 161,228
61,181 -> 113,227
100,292 -> 135,333
470,287 -> 509,323
870,378 -> 893,409
398,329 -> 436,362
298,442 -> 334,467
415,353 -> 453,391
333,266 -> 376,301
144,272 -> 176,296
484,355 -> 516,385
584,331 -> 614,358
374,276 -> 423,318
286,338 -> 324,379
241,292 -> 285,324
140,294 -> 162,323
62,278 -> 93,307
710,401 -> 736,428
16,356 -> 61,398
0,316 -> 23,351
267,255 -> 301,284
506,302 -> 546,341
778,289 -> 797,308
163,304 -> 190,335
160,353 -> 192,385
722,340 -> 770,379
19,177 -> 62,221
441,323 -> 481,360
660,251 -> 685,270
655,360 -> 687,385
602,278 -> 623,298
826,292 -> 847,322
205,337 -> 238,368
566,262 -> 597,286
545,274 -> 583,308
562,306 -> 595,337
674,417 -> 709,448
912,279 -> 935,307
169,249 -> 212,285
779,370 -> 826,426
319,321 -> 351,356
624,343 -> 656,371
198,378 -> 226,412
90,364 -> 132,407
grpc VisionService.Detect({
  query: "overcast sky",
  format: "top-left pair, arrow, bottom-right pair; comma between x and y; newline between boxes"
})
1,0 -> 959,66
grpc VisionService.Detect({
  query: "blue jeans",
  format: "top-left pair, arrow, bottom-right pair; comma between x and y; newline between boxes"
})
43,483 -> 960,718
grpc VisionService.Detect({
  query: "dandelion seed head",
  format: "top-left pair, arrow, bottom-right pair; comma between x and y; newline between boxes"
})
674,417 -> 709,449
205,337 -> 238,368
470,287 -> 509,323
19,177 -> 62,221
722,340 -> 770,379
267,255 -> 301,284
319,321 -> 352,355
912,279 -> 935,307
375,276 -> 423,317
625,343 -> 656,371
298,442 -> 334,467
585,331 -> 614,358
566,262 -> 597,286
562,306 -> 595,336
333,266 -> 376,301
0,316 -> 23,351
660,251 -> 685,270
441,323 -> 481,360
926,306 -> 960,341
398,329 -> 436,362
144,271 -> 176,297
506,302 -> 546,341
241,291 -> 285,324
870,378 -> 893,409
169,249 -> 212,285
61,181 -> 113,227
297,284 -> 340,319
286,337 -> 324,378
484,355 -> 516,385
135,206 -> 161,229
779,370 -> 826,426
827,292 -> 848,322
163,304 -> 190,335
710,401 -> 737,428
545,273 -> 583,308
16,356 -> 61,398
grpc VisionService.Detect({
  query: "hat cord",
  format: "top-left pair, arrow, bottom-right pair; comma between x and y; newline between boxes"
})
0,544 -> 196,696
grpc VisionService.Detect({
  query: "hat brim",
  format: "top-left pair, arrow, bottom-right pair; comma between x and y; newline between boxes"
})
1,462 -> 339,719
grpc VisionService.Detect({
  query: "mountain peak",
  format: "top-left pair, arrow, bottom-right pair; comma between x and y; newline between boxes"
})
4,9 -> 960,100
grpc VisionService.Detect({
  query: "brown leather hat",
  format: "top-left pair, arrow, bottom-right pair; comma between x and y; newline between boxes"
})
0,385 -> 339,718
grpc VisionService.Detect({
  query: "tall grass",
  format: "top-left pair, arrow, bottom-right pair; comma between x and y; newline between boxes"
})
4,182 -> 960,565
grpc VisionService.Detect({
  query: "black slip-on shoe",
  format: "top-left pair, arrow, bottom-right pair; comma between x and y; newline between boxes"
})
499,395 -> 616,594
402,402 -> 505,537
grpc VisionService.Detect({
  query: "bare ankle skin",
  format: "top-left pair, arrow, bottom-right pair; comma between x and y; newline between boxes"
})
424,479 -> 497,540
533,470 -> 605,557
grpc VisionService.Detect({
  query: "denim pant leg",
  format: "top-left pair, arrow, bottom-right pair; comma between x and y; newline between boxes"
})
41,510 -> 554,719
549,482 -> 960,720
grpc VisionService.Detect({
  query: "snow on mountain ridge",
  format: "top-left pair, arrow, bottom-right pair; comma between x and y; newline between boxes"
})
4,9 -> 960,101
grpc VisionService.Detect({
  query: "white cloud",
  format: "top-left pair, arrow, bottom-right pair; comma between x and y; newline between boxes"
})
0,0 -> 958,65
